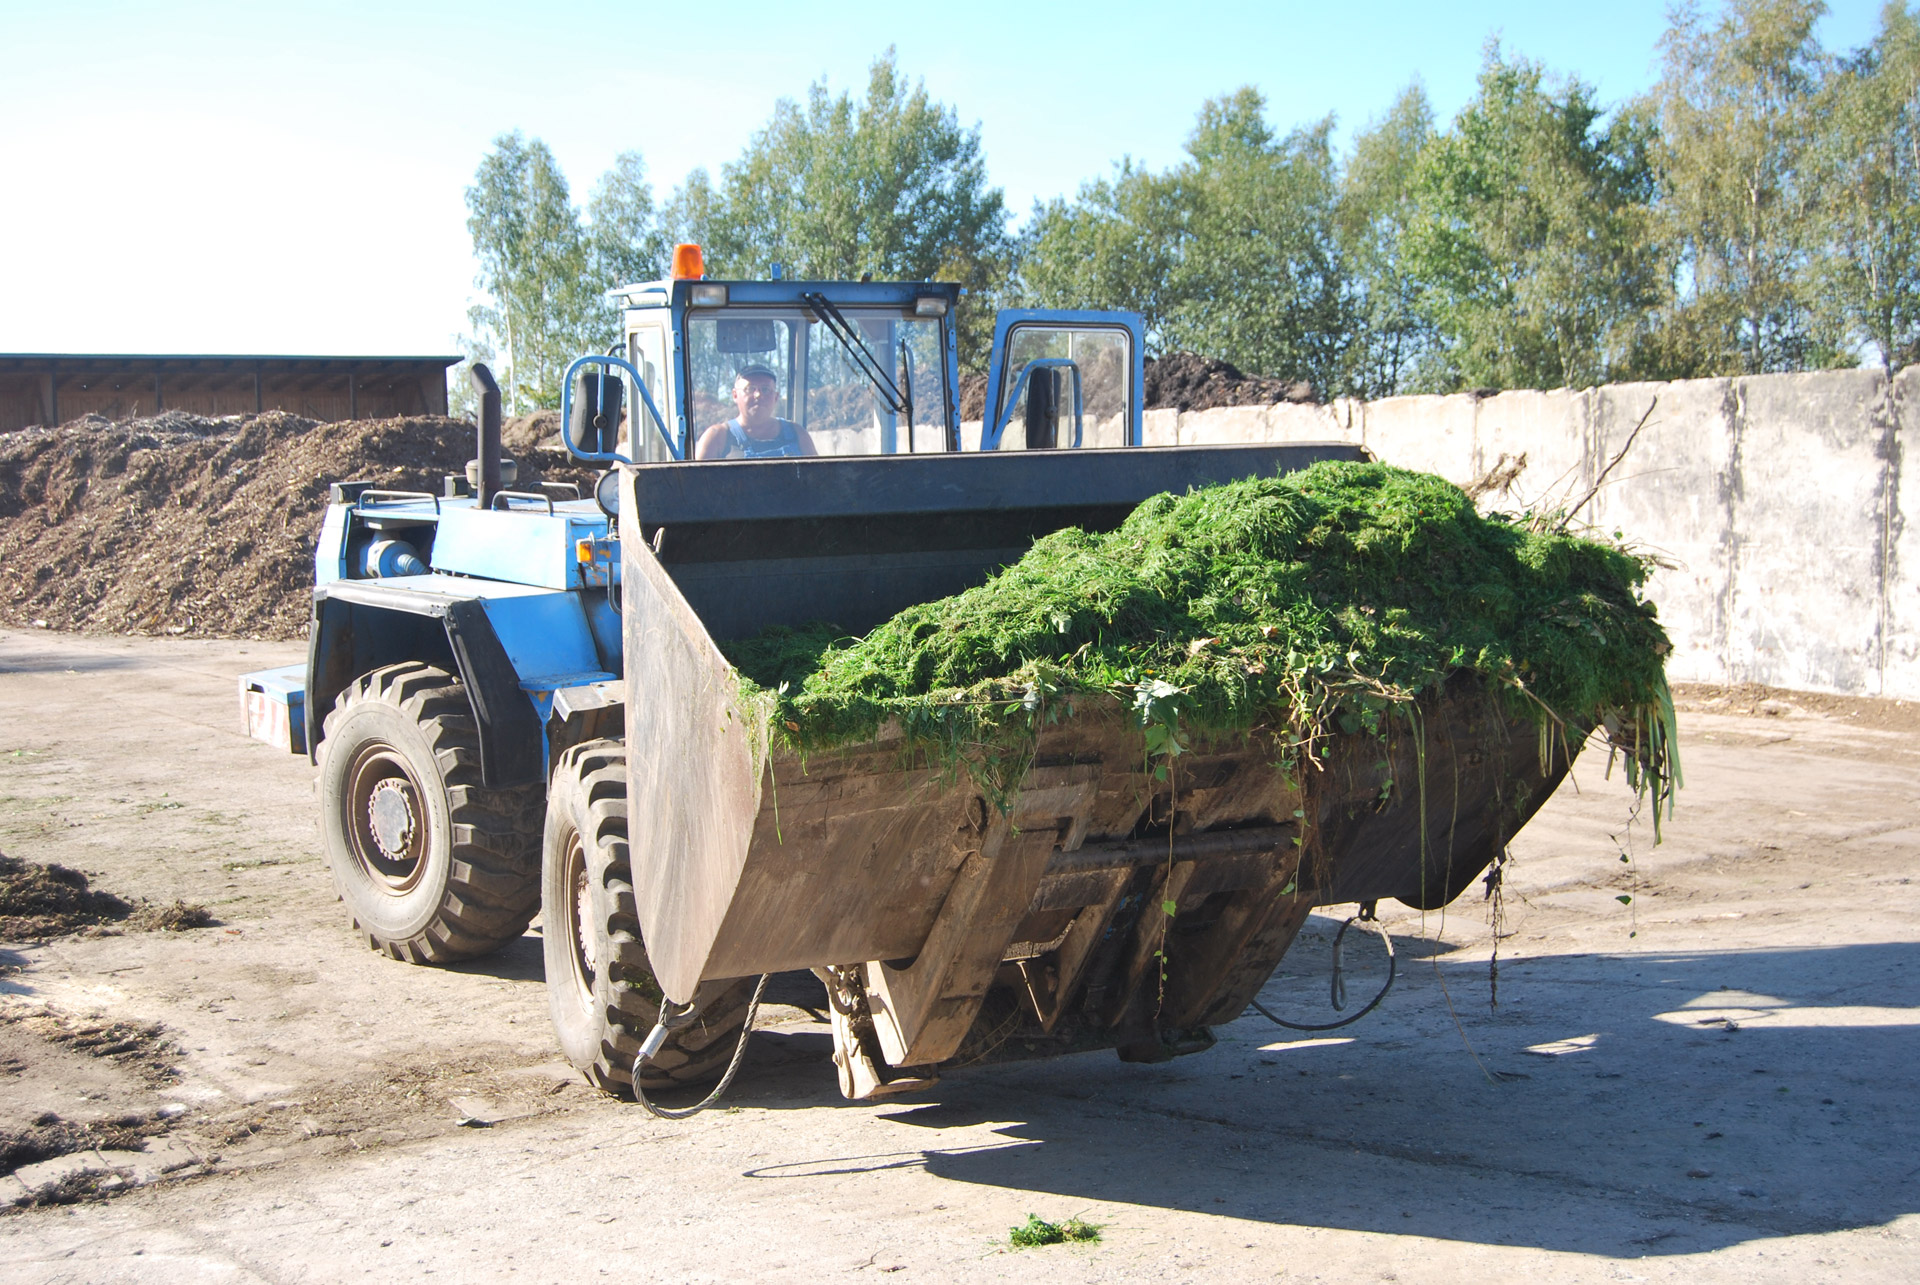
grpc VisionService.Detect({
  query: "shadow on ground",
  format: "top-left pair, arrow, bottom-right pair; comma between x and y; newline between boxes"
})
0,647 -> 145,677
729,939 -> 1919,1257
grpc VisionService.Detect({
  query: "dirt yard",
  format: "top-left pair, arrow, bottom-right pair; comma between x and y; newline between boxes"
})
0,627 -> 1915,1282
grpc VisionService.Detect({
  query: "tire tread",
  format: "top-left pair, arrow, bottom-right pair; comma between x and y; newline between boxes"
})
320,663 -> 543,963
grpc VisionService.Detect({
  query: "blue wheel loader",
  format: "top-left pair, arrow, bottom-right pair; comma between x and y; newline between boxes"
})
242,253 -> 1575,1102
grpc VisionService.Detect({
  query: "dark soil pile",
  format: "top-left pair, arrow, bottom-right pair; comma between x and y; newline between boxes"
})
0,1110 -> 170,1180
0,411 -> 593,639
0,849 -> 216,940
1143,352 -> 1314,411
957,374 -> 989,422
1,1005 -> 184,1086
957,351 -> 1313,421
503,410 -> 562,456
0,851 -> 132,939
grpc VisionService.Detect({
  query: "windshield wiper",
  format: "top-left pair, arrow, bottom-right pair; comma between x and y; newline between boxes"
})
801,292 -> 912,433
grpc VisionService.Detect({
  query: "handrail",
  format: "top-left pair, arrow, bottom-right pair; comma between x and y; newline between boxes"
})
490,490 -> 556,515
354,489 -> 441,513
983,358 -> 1085,451
535,481 -> 583,500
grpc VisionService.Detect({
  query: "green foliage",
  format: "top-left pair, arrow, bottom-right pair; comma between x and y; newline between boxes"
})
1020,160 -> 1183,346
1008,1215 -> 1101,1247
1020,88 -> 1362,397
725,464 -> 1674,800
587,151 -> 672,290
1337,84 -> 1439,398
662,48 -> 1013,370
1402,48 -> 1664,392
1806,3 -> 1920,368
1648,0 -> 1830,374
465,132 -> 600,412
459,23 -> 1919,408
1168,95 -> 1360,396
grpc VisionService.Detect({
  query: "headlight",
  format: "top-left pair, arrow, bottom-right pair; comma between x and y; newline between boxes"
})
594,469 -> 621,518
914,294 -> 949,317
689,283 -> 729,307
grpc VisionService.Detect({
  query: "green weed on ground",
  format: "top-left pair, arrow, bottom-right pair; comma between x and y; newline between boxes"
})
1009,1214 -> 1102,1247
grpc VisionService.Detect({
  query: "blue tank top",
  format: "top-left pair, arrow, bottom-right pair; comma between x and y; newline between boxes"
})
726,418 -> 804,459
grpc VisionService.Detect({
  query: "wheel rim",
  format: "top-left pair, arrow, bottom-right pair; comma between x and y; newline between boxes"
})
342,741 -> 430,894
561,829 -> 599,1008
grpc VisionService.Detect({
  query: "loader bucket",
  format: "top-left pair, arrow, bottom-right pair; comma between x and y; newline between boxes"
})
616,445 -> 1573,1073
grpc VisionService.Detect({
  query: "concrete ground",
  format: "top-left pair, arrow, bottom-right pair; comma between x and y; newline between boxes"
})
0,627 -> 1915,1282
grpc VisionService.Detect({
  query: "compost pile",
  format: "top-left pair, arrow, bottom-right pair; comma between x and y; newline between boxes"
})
1142,352 -> 1314,411
0,850 -> 212,940
727,461 -> 1676,789
0,411 -> 590,639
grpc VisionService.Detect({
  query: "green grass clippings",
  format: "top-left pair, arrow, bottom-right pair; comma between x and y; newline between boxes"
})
723,461 -> 1677,814
1009,1214 -> 1102,1247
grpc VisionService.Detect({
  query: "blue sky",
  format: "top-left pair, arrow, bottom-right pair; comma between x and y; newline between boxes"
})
0,0 -> 1884,355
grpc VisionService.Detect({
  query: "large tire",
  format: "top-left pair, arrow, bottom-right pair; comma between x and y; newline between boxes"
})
317,662 -> 543,963
542,740 -> 753,1094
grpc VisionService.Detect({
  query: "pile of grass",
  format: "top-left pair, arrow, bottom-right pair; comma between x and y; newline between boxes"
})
725,461 -> 1676,800
1008,1214 -> 1101,1247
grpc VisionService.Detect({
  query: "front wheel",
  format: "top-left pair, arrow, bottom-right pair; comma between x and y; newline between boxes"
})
542,740 -> 753,1093
317,663 -> 543,963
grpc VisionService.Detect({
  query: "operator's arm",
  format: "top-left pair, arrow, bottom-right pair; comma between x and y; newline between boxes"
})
694,423 -> 732,460
795,425 -> 819,456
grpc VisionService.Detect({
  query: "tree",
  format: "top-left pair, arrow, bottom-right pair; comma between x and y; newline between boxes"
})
1163,93 -> 1359,395
1806,3 -> 1920,368
1402,49 -> 1663,392
587,151 -> 671,290
1337,83 -> 1437,397
664,49 -> 1014,367
1018,88 -> 1362,396
1019,160 -> 1184,349
465,132 -> 599,411
1650,0 -> 1830,374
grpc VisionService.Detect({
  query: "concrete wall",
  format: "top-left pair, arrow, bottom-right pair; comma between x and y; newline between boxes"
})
1138,366 -> 1914,701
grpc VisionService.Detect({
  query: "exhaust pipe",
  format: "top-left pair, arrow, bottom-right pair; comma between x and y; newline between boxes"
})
469,363 -> 502,509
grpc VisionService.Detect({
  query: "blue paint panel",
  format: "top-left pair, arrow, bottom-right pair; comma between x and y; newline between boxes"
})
315,505 -> 351,584
430,504 -> 611,590
583,594 -> 623,676
478,591 -> 610,691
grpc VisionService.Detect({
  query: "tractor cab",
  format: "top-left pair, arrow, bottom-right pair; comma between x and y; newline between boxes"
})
561,245 -> 1145,466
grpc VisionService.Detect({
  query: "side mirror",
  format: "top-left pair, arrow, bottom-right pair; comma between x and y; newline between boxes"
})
1024,367 -> 1059,449
570,370 -> 625,456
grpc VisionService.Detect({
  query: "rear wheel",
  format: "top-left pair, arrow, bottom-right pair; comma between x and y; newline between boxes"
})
542,740 -> 753,1093
317,663 -> 543,962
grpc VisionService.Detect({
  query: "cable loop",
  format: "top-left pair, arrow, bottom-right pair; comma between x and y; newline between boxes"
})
1250,913 -> 1396,1033
633,974 -> 769,1120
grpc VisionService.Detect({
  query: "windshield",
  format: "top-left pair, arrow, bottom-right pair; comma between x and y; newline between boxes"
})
685,308 -> 950,457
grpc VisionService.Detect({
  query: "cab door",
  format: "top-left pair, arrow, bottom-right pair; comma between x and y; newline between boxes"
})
977,310 -> 1145,450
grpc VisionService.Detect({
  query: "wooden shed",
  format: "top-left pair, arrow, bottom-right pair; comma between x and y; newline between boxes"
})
0,354 -> 460,432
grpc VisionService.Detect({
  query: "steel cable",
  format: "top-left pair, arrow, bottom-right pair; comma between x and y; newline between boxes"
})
1248,914 -> 1396,1033
632,973 -> 769,1120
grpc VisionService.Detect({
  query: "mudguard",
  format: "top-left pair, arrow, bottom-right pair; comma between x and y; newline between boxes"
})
307,579 -> 609,789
